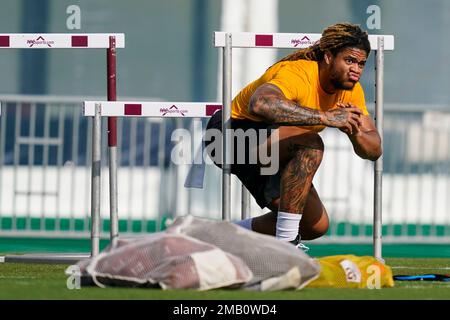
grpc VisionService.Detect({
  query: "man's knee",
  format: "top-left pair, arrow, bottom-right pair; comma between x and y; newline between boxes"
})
287,132 -> 324,157
291,133 -> 324,168
304,132 -> 324,151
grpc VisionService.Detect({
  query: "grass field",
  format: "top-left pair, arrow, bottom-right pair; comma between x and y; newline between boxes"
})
1,258 -> 449,300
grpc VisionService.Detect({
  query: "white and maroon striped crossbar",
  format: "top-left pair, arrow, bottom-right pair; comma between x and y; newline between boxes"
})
83,101 -> 222,118
214,32 -> 394,50
0,33 -> 125,49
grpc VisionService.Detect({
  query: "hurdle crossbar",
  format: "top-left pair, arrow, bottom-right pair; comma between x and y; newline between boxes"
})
214,31 -> 394,261
214,32 -> 394,50
0,33 -> 125,264
0,33 -> 125,49
83,101 -> 222,118
83,101 -> 222,254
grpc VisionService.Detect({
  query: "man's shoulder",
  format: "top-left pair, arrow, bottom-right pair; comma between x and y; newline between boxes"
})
280,59 -> 317,71
271,59 -> 317,81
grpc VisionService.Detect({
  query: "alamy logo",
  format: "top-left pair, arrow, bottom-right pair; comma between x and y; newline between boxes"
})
170,120 -> 280,176
160,105 -> 188,117
291,36 -> 315,47
66,265 -> 81,289
27,36 -> 54,48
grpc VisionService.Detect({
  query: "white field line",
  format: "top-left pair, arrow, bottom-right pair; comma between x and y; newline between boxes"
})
0,275 -> 37,279
391,266 -> 450,270
400,283 -> 450,289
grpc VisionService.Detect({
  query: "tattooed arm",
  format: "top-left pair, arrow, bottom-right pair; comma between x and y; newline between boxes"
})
249,83 -> 362,134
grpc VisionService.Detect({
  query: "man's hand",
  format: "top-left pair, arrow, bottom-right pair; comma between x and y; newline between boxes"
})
334,102 -> 382,160
321,103 -> 362,134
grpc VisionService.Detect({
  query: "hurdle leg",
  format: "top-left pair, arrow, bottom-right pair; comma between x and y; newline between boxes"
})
107,36 -> 119,246
374,36 -> 384,261
222,33 -> 232,221
91,103 -> 102,257
241,185 -> 251,219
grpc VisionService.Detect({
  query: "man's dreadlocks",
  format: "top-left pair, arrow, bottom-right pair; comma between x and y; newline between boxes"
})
277,22 -> 371,63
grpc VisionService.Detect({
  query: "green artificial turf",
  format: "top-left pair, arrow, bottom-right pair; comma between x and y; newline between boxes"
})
0,258 -> 449,300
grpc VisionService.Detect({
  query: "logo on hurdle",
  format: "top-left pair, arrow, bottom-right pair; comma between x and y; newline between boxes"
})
27,36 -> 54,48
291,36 -> 314,47
160,105 -> 188,117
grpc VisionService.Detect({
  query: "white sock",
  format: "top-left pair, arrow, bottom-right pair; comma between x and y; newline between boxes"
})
276,211 -> 302,242
234,218 -> 253,230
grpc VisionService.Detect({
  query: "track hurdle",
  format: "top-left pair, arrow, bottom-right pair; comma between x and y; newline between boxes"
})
0,33 -> 124,264
214,31 -> 394,261
83,101 -> 222,255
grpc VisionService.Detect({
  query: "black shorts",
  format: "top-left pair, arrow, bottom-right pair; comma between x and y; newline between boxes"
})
205,110 -> 280,209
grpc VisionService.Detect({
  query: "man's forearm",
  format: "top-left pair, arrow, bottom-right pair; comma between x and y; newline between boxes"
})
249,84 -> 363,130
249,95 -> 324,126
349,130 -> 382,161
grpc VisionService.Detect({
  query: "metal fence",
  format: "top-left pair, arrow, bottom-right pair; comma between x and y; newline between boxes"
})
0,96 -> 449,243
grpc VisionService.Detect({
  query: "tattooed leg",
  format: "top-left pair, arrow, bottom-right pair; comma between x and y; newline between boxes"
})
278,137 -> 324,214
251,129 -> 325,237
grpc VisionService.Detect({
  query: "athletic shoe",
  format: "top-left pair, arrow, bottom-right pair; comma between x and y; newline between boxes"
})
290,235 -> 310,253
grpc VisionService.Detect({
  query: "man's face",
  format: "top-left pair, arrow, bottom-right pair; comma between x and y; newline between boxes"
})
327,47 -> 367,90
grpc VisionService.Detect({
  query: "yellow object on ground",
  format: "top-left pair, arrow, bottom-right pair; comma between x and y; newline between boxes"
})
307,255 -> 395,288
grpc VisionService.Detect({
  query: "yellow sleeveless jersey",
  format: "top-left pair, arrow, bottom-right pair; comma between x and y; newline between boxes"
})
231,59 -> 369,132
